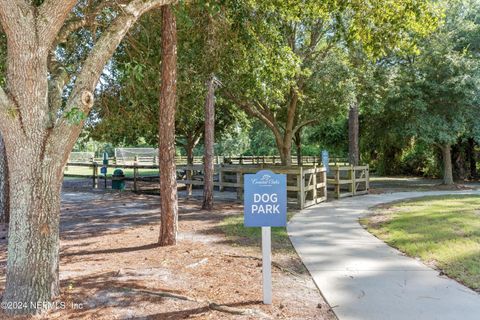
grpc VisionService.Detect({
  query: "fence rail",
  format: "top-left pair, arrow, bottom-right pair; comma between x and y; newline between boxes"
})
68,155 -> 350,166
327,165 -> 369,199
64,161 -> 367,208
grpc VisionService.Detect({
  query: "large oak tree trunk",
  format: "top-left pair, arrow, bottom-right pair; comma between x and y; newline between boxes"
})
158,5 -> 178,246
3,134 -> 66,315
0,0 -> 176,314
348,101 -> 360,166
275,143 -> 291,166
202,77 -> 215,210
0,133 -> 9,223
441,144 -> 454,185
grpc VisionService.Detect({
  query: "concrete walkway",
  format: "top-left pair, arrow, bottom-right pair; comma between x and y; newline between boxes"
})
288,191 -> 480,320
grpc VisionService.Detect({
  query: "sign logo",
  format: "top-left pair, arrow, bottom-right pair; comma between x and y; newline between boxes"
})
244,170 -> 287,227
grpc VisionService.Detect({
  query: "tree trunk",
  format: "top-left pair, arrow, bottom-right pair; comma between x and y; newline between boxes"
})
0,133 -> 9,223
467,138 -> 478,179
348,101 -> 360,166
0,0 -> 177,314
272,134 -> 292,166
295,130 -> 302,166
441,144 -> 454,185
452,143 -> 465,180
281,146 -> 292,166
158,5 -> 178,246
185,140 -> 195,197
3,143 -> 65,315
202,76 -> 215,210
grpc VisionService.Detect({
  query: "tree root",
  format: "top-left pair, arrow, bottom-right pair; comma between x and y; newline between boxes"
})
137,289 -> 271,318
137,289 -> 195,301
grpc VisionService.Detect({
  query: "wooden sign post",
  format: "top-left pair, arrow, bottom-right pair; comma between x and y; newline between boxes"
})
244,170 -> 287,305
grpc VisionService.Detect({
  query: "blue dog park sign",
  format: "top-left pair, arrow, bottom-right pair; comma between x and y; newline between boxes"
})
244,170 -> 287,305
244,170 -> 287,227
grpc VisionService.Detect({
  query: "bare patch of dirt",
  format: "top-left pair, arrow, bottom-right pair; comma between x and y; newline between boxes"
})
361,212 -> 394,229
0,192 -> 335,320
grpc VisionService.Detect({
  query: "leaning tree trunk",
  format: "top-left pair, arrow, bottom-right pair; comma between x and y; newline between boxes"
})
158,5 -> 178,246
348,101 -> 360,166
441,144 -> 454,185
202,76 -> 216,210
0,133 -> 9,223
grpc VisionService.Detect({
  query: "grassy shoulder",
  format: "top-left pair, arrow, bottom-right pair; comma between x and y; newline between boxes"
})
220,212 -> 296,252
361,195 -> 480,291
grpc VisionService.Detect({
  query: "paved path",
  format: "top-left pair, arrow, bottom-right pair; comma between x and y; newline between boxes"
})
288,191 -> 480,320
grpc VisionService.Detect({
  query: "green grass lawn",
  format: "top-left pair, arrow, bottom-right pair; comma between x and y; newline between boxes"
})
362,195 -> 480,291
64,165 -> 158,178
221,212 -> 295,252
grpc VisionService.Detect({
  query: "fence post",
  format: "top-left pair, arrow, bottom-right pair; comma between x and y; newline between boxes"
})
92,160 -> 98,189
366,165 -> 370,193
133,161 -> 138,192
313,164 -> 317,203
297,167 -> 305,209
351,165 -> 356,195
236,172 -> 243,200
323,168 -> 327,201
335,166 -> 340,199
219,165 -> 224,192
187,164 -> 193,197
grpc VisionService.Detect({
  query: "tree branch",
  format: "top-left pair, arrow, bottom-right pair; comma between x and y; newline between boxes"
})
54,1 -> 131,46
64,0 -> 174,116
52,0 -> 175,154
0,1 -> 33,44
222,89 -> 277,132
38,0 -> 79,48
292,119 -> 317,136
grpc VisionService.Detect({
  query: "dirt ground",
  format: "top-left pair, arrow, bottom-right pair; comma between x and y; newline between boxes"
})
0,191 -> 336,320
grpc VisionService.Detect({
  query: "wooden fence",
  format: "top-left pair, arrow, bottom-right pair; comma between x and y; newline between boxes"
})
327,165 -> 369,199
64,162 -> 368,208
69,155 -> 349,166
176,164 -> 327,209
